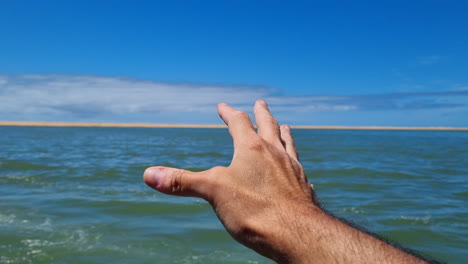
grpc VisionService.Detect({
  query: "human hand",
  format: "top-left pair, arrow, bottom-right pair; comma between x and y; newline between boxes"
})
144,100 -> 319,262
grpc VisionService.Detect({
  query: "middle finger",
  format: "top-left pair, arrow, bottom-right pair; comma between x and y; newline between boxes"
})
253,100 -> 283,150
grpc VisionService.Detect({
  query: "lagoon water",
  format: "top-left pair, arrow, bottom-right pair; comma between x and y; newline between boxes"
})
1,126 -> 467,263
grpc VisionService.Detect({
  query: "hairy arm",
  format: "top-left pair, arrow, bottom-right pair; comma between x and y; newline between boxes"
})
144,100 -> 430,264
262,205 -> 428,263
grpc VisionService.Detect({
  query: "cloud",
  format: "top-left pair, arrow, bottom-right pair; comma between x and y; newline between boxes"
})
1,74 -> 467,122
267,91 -> 468,112
0,74 -> 270,117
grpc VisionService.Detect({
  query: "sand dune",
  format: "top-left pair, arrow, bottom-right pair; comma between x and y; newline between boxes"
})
0,121 -> 467,131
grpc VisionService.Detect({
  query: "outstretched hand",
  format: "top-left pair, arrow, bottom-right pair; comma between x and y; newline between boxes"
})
144,100 -> 429,264
144,100 -> 317,261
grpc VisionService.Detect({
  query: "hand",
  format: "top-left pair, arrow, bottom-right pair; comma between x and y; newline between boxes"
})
144,100 -> 429,264
144,100 -> 317,261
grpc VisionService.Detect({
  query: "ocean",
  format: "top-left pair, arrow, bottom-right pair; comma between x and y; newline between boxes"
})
1,126 -> 467,263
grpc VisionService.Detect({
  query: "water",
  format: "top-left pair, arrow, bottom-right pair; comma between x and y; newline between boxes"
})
0,127 -> 467,263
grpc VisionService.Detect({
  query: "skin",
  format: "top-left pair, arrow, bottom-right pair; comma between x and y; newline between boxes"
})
143,100 -> 429,264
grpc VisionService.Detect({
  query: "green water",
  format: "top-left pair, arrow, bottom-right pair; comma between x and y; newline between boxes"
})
1,127 -> 467,263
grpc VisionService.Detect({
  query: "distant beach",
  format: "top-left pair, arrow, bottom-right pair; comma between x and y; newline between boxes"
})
0,121 -> 467,130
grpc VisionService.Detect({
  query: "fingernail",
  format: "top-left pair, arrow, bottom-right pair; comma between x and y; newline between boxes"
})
257,99 -> 267,106
145,167 -> 164,188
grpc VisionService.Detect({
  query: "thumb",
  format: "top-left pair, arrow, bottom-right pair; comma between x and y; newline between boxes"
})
143,166 -> 209,198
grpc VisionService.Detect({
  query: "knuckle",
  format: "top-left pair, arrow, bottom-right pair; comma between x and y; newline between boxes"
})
170,170 -> 184,193
267,115 -> 279,126
258,115 -> 278,129
278,152 -> 291,163
232,111 -> 249,121
247,137 -> 265,151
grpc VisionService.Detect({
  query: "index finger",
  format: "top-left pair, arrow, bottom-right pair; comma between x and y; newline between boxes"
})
217,103 -> 257,147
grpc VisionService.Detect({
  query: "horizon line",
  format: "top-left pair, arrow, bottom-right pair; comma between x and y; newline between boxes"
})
0,121 -> 467,131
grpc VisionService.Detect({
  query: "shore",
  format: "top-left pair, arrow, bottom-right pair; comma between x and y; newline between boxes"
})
0,121 -> 467,131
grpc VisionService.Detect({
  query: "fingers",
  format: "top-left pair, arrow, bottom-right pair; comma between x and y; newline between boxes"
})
218,101 -> 296,156
254,100 -> 283,149
217,103 -> 257,147
143,166 -> 213,200
280,124 -> 299,160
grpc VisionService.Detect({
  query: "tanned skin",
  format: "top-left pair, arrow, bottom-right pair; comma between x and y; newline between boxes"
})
144,100 -> 430,264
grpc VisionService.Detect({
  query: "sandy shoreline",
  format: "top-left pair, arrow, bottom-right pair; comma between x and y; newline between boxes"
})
0,121 -> 467,131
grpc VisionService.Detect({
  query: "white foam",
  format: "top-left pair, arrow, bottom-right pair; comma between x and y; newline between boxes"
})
399,215 -> 431,225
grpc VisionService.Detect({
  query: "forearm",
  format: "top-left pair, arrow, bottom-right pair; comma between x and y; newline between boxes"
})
267,204 -> 428,264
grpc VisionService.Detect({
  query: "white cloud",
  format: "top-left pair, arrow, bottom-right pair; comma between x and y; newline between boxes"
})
0,74 -> 466,123
0,74 -> 270,117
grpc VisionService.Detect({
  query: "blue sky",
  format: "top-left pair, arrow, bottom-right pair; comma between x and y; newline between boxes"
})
1,0 -> 467,126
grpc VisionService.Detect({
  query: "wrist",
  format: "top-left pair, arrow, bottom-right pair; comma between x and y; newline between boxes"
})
260,202 -> 325,263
